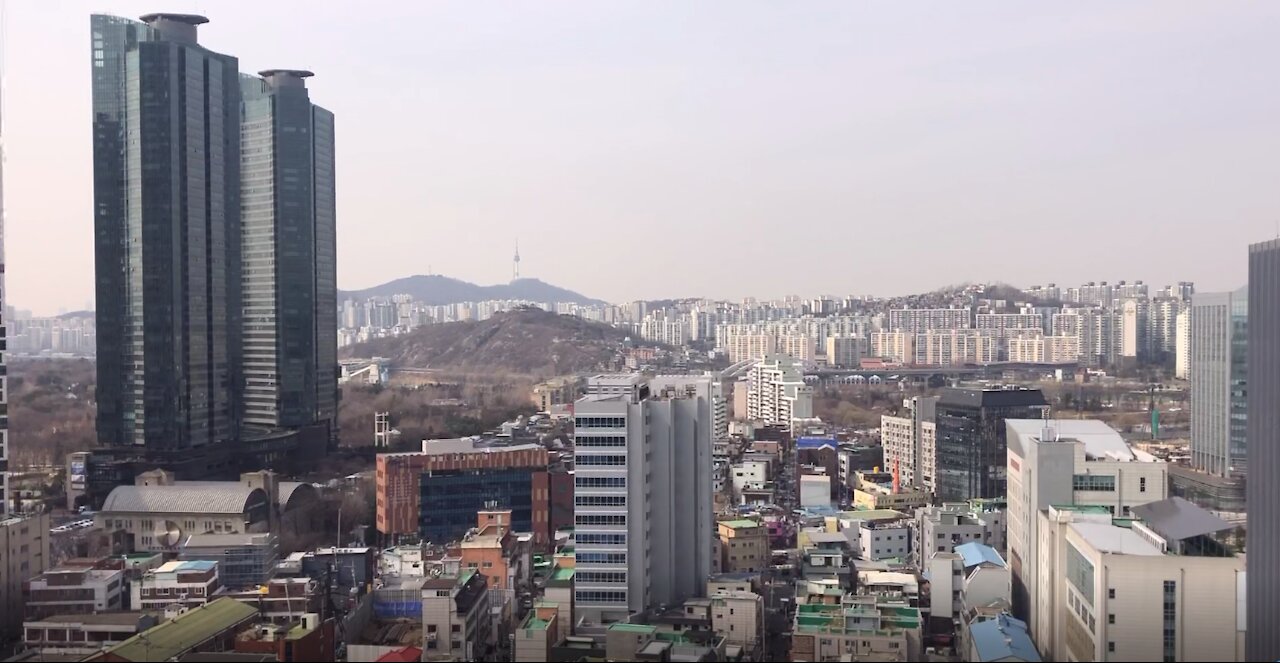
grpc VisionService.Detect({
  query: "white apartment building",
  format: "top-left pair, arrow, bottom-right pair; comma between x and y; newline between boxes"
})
825,335 -> 864,368
1175,309 -> 1191,379
975,313 -> 1044,332
730,460 -> 770,494
639,314 -> 690,347
1036,501 -> 1244,662
1005,419 -> 1168,651
913,329 -> 985,366
888,308 -> 972,333
572,374 -> 715,625
870,331 -> 913,364
719,327 -> 777,364
745,354 -> 813,432
777,333 -> 817,364
881,396 -> 937,492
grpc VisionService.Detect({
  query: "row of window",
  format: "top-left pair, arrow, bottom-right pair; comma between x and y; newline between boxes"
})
575,590 -> 627,604
576,417 -> 626,428
576,455 -> 627,466
1072,474 -> 1116,492
576,477 -> 625,488
576,552 -> 627,565
576,495 -> 627,507
575,571 -> 628,584
577,533 -> 626,545
576,436 -> 627,447
576,515 -> 627,526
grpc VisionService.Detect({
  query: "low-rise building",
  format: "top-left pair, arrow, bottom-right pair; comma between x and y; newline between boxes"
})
718,519 -> 769,574
926,542 -> 1010,623
179,532 -> 279,589
800,474 -> 833,509
966,613 -> 1042,662
132,560 -> 221,611
852,470 -> 931,512
790,595 -> 923,661
232,614 -> 335,662
86,597 -> 260,662
1,513 -> 51,639
913,500 -> 1007,567
22,612 -> 159,657
225,576 -> 321,623
710,590 -> 764,658
422,570 -> 492,661
514,602 -> 562,662
24,560 -> 126,620
544,566 -> 575,637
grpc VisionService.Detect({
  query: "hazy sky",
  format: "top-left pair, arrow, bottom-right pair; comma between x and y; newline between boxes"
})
4,2 -> 1279,314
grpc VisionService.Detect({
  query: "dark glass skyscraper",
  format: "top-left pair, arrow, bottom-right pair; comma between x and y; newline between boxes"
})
934,387 -> 1048,501
91,14 -> 242,454
1247,238 -> 1280,661
240,71 -> 337,438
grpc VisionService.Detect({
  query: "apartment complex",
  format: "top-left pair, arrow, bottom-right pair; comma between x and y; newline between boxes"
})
887,308 -> 971,332
745,354 -> 813,432
880,396 -> 938,492
1005,418 -> 1168,648
934,387 -> 1047,501
572,375 -> 715,624
1189,288 -> 1248,478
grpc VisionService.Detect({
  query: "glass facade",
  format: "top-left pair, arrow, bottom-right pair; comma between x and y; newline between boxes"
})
935,389 -> 1047,501
1066,543 -> 1094,606
92,14 -> 242,451
418,468 -> 535,543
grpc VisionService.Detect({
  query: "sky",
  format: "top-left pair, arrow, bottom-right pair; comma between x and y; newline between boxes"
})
3,2 -> 1279,315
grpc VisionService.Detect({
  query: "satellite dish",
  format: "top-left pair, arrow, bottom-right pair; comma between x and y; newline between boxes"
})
155,521 -> 183,548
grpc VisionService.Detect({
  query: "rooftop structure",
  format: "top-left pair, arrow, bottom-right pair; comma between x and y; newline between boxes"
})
97,597 -> 259,662
967,614 -> 1041,662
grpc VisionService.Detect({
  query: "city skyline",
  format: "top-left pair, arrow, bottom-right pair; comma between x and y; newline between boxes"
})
4,2 -> 1280,314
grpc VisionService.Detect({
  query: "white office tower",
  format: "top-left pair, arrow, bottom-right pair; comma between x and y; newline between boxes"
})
1005,419 -> 1168,655
573,375 -> 715,625
745,354 -> 813,432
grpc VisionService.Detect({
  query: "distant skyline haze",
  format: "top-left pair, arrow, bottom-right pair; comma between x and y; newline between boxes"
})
3,1 -> 1278,314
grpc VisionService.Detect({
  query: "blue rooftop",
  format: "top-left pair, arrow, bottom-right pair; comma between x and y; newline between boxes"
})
955,542 -> 1006,569
796,437 -> 837,450
969,614 -> 1040,662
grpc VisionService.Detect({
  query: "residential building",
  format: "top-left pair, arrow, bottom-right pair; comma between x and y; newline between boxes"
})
91,13 -> 243,461
375,437 -> 553,545
0,29 -> 7,519
231,615 -> 335,662
797,437 -> 844,501
825,335 -> 864,368
888,308 -> 971,333
422,571 -> 492,661
1190,288 -> 1248,478
745,354 -> 813,432
965,614 -> 1041,663
132,560 -> 222,611
1149,296 -> 1184,359
881,396 -> 938,492
709,590 -> 764,657
514,602 -> 561,662
571,375 -> 715,624
532,377 -> 583,413
976,313 -> 1044,333
800,474 -> 832,509
239,69 -> 338,443
1248,237 -> 1280,661
934,387 -> 1047,502
718,520 -> 769,574
87,597 -> 260,662
1035,499 -> 1244,661
1,514 -> 51,636
913,500 -> 1007,567
925,542 -> 1010,623
1005,419 -> 1168,650
870,331 -> 914,364
790,595 -> 923,661
719,328 -> 776,364
22,613 -> 159,657
1176,309 -> 1191,379
544,566 -> 574,637
24,560 -> 126,620
851,470 -> 930,512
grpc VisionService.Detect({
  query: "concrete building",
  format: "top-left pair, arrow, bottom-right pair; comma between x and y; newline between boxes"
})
532,377 -> 583,413
1190,288 -> 1248,478
881,396 -> 938,492
851,470 -> 930,512
888,308 -> 971,333
422,571 -> 492,661
1175,309 -> 1191,379
375,438 -> 554,545
870,331 -> 914,364
710,590 -> 764,657
179,532 -> 278,589
133,560 -> 222,611
1035,500 -> 1244,661
790,595 -> 923,661
24,560 -> 126,620
825,335 -> 864,368
572,375 -> 715,624
913,500 -> 1007,567
925,542 -> 1010,623
1,514 -> 51,637
935,388 -> 1047,502
0,26 -> 7,518
514,602 -> 561,662
718,520 -> 768,574
1005,419 -> 1168,649
22,613 -> 159,657
1247,237 -> 1280,661
965,614 -> 1041,663
799,474 -> 832,509
90,596 -> 260,662
745,354 -> 813,432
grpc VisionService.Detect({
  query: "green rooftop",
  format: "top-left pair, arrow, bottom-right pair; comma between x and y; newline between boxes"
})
1052,504 -> 1113,514
103,598 -> 259,662
609,623 -> 657,634
838,508 -> 905,521
522,614 -> 551,631
720,519 -> 761,529
552,567 -> 576,582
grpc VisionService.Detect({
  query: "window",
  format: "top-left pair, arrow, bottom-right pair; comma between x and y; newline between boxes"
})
576,476 -> 626,488
1163,581 -> 1176,662
1066,543 -> 1095,606
577,533 -> 627,545
1072,474 -> 1116,492
1108,614 -> 1115,625
576,571 -> 627,583
1108,642 -> 1116,653
576,495 -> 627,507
937,533 -> 945,540
575,454 -> 627,466
575,514 -> 627,526
451,625 -> 461,633
575,416 -> 626,428
576,436 -> 627,447
1108,588 -> 1116,599
1140,477 -> 1148,493
575,590 -> 628,604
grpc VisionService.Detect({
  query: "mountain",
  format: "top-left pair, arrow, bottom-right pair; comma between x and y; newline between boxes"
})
339,275 -> 606,306
340,307 -> 638,377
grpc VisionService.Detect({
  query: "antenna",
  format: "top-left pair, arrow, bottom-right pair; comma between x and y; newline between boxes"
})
513,239 -> 521,281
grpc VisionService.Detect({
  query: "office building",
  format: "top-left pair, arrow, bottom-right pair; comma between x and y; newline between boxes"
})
934,387 -> 1047,501
133,560 -> 222,611
1005,419 -> 1168,650
24,559 -> 126,620
1,514 -> 51,638
1175,309 -> 1191,379
375,438 -> 553,545
0,51 -> 8,516
239,70 -> 338,442
1190,288 -> 1248,478
881,396 -> 938,492
572,375 -> 715,624
1247,238 -> 1280,661
745,354 -> 813,432
1035,500 -> 1244,661
179,532 -> 279,589
92,13 -> 243,457
22,613 -> 159,658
